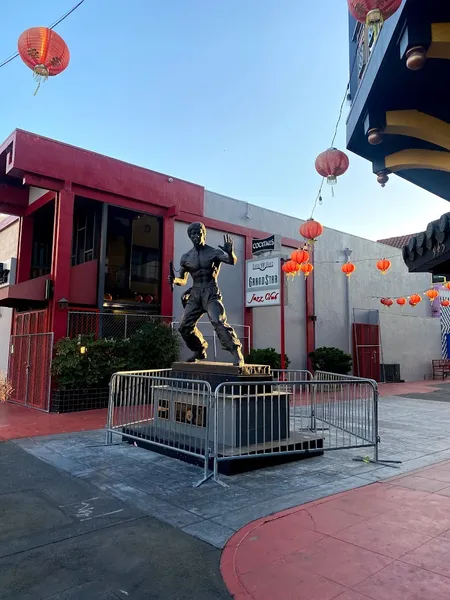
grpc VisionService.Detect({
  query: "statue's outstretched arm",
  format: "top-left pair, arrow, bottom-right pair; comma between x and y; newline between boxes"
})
217,234 -> 237,266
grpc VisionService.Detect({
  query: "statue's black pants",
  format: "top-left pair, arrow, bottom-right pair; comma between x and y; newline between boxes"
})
179,285 -> 241,354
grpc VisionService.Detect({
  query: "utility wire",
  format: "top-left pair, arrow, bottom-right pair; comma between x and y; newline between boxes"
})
0,0 -> 85,69
310,40 -> 360,219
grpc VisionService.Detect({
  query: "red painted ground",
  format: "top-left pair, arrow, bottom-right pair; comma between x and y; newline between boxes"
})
379,378 -> 450,397
222,461 -> 450,599
0,402 -> 107,440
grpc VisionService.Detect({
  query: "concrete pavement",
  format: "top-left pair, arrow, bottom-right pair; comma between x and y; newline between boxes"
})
0,442 -> 230,600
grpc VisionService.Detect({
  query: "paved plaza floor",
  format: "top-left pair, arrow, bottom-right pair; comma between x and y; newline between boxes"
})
3,380 -> 450,599
222,460 -> 450,599
11,389 -> 450,548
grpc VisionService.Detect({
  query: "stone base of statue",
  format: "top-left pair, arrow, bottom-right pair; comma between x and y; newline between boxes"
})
122,361 -> 324,475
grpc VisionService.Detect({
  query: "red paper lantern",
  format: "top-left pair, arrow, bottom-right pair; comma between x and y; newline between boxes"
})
425,289 -> 439,302
135,295 -> 143,302
409,294 -> 422,306
144,295 -> 154,303
347,0 -> 402,25
441,300 -> 450,308
300,263 -> 314,279
396,297 -> 406,306
291,248 -> 310,264
18,27 -> 70,94
444,282 -> 450,291
380,298 -> 393,307
299,219 -> 324,244
315,148 -> 349,188
376,258 -> 391,275
342,262 -> 356,277
104,293 -> 113,302
282,260 -> 301,278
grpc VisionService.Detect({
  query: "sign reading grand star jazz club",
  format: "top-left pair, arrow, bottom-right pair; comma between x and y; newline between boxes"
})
245,256 -> 281,308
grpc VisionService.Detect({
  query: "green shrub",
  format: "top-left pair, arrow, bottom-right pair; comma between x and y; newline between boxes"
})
52,321 -> 181,389
52,336 -> 130,389
245,347 -> 290,370
309,347 -> 352,375
127,321 -> 181,371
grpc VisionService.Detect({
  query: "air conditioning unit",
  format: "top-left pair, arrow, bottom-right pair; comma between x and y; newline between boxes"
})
381,364 -> 402,383
0,257 -> 16,287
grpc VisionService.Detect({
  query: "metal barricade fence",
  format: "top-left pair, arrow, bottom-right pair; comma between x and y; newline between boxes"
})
106,369 -> 214,486
213,378 -> 379,478
272,369 -> 313,382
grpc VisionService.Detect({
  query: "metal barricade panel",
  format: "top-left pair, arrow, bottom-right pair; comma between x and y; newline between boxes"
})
214,379 -> 378,464
106,371 -> 213,486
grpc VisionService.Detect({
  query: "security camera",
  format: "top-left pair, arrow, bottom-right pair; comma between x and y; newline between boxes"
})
168,177 -> 173,183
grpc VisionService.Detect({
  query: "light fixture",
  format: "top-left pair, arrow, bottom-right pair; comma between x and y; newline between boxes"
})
57,297 -> 69,310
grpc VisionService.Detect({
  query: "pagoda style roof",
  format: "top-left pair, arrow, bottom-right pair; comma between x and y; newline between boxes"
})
403,213 -> 450,275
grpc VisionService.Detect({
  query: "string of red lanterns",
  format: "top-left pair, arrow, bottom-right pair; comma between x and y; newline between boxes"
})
375,286 -> 450,309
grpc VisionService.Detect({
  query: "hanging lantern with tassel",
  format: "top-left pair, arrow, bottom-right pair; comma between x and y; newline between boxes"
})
347,0 -> 402,38
315,148 -> 349,196
18,27 -> 70,95
282,260 -> 301,278
425,289 -> 439,303
291,248 -> 310,265
441,300 -> 450,308
376,258 -> 391,275
380,298 -> 393,308
342,261 -> 356,277
409,294 -> 422,307
396,297 -> 406,306
300,263 -> 314,279
299,219 -> 324,246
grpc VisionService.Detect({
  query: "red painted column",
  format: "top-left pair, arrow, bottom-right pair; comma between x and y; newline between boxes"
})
243,236 -> 253,355
280,265 -> 286,370
305,248 -> 315,372
50,187 -> 74,341
161,215 -> 175,319
16,216 -> 34,283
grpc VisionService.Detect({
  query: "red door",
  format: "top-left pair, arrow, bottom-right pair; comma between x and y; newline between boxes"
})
352,323 -> 380,381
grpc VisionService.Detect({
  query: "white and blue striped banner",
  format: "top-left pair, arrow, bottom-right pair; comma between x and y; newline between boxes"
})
441,290 -> 450,358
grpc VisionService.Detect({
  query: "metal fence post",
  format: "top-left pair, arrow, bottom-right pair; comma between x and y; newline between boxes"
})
105,376 -> 115,445
373,384 -> 380,462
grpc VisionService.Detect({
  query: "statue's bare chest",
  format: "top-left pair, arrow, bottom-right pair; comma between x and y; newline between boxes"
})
184,249 -> 217,272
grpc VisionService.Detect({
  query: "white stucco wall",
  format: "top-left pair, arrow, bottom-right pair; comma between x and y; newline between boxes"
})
203,190 -> 439,379
379,312 -> 441,381
0,219 -> 19,373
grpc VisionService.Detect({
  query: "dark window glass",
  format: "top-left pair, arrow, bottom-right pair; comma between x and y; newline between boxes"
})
30,201 -> 54,280
104,208 -> 162,310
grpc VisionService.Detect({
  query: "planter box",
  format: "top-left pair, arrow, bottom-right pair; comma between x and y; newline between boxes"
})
51,387 -> 109,413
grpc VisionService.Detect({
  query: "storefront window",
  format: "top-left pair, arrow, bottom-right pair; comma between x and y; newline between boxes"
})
71,198 -> 101,266
105,207 -> 162,310
30,202 -> 54,279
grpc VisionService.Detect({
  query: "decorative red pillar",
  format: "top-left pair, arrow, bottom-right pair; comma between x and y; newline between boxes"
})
305,249 -> 315,372
16,215 -> 34,283
161,215 -> 175,319
50,187 -> 74,341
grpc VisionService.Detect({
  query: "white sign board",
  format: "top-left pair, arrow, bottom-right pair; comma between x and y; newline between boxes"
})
245,257 -> 281,308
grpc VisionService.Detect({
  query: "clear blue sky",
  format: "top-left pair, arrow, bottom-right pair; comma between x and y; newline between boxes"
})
0,0 -> 448,240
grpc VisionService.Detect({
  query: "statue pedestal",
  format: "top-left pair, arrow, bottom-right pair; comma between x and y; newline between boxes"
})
122,361 -> 324,474
171,361 -> 271,391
